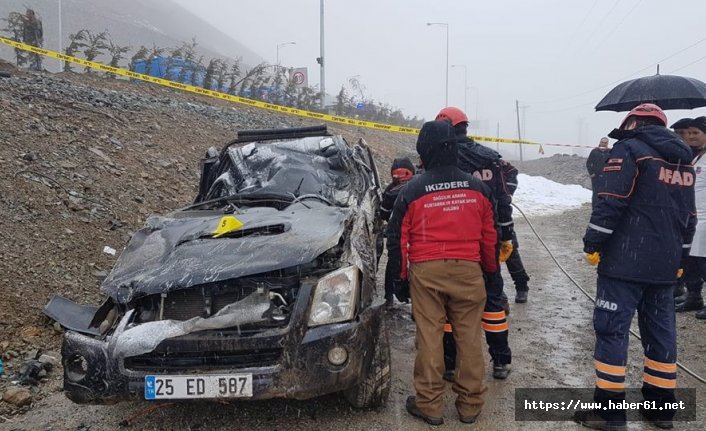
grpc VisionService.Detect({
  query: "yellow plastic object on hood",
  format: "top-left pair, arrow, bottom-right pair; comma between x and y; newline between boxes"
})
212,215 -> 244,238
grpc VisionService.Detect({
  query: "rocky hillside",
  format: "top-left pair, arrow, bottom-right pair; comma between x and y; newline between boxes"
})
0,63 -> 414,415
514,153 -> 591,189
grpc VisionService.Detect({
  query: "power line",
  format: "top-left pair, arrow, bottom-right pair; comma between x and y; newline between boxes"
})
669,55 -> 706,74
574,0 -> 622,56
559,0 -> 599,57
531,34 -> 706,106
588,0 -> 643,54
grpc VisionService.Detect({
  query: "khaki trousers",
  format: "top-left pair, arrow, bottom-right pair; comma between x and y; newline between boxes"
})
410,259 -> 487,418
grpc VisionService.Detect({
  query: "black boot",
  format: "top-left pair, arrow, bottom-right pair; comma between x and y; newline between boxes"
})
573,409 -> 626,431
639,405 -> 673,429
695,308 -> 706,320
675,293 -> 704,312
515,290 -> 528,303
492,362 -> 511,379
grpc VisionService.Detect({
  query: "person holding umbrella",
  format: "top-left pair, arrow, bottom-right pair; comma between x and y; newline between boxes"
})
675,116 -> 706,319
576,103 -> 696,430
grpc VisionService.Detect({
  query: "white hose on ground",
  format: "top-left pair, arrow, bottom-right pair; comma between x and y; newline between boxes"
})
511,202 -> 706,385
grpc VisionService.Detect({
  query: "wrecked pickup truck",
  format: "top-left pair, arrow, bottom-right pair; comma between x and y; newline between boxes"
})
45,125 -> 390,408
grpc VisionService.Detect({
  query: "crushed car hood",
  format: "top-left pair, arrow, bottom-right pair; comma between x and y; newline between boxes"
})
102,203 -> 351,304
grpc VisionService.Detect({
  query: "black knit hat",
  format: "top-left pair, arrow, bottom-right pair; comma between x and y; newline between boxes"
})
416,120 -> 458,167
670,118 -> 693,130
391,157 -> 415,173
690,116 -> 706,133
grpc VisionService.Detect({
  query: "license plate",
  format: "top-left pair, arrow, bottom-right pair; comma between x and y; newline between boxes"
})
144,374 -> 253,399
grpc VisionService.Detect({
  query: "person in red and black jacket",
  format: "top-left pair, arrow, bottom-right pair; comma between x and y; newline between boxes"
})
380,157 -> 416,222
380,157 -> 416,306
387,120 -> 497,425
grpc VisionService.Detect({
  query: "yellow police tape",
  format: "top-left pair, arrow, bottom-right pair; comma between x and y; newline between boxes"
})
0,36 -> 549,147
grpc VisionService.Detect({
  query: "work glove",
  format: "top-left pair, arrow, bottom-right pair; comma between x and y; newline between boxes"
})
677,268 -> 683,279
585,251 -> 600,266
393,278 -> 410,303
499,240 -> 513,263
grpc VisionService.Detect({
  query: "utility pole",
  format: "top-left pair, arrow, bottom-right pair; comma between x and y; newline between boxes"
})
515,100 -> 523,161
515,100 -> 530,161
318,0 -> 325,109
58,0 -> 63,71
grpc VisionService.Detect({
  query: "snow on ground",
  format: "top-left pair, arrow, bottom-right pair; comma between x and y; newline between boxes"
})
513,173 -> 592,216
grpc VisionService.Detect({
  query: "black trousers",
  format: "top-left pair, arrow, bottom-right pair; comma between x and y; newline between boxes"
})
682,255 -> 706,295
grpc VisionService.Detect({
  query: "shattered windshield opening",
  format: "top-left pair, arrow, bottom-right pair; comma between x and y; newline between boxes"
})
203,136 -> 354,207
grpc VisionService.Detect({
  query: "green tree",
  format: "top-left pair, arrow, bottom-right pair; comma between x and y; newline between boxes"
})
190,55 -> 205,86
144,43 -> 165,76
83,30 -> 109,73
335,86 -> 349,116
106,37 -> 130,78
237,63 -> 267,97
2,12 -> 27,67
215,60 -> 229,92
63,30 -> 88,72
177,38 -> 198,83
129,45 -> 148,72
203,58 -> 221,90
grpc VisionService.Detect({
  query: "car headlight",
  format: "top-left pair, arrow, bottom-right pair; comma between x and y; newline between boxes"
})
308,266 -> 359,326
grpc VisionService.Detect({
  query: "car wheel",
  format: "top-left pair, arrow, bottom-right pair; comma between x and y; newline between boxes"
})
343,318 -> 391,409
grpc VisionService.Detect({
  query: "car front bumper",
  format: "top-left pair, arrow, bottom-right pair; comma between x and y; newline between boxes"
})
62,298 -> 385,404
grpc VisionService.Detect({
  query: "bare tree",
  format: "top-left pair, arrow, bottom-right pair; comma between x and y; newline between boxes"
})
83,30 -> 109,73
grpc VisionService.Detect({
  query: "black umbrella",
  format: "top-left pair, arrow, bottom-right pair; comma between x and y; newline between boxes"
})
595,74 -> 706,112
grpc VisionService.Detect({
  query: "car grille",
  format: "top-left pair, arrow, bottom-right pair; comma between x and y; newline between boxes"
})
161,288 -> 251,321
124,348 -> 283,372
158,275 -> 299,322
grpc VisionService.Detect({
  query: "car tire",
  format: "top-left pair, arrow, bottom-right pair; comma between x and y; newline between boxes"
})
343,318 -> 391,409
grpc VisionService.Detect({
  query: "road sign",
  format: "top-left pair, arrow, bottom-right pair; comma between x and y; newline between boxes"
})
291,67 -> 308,87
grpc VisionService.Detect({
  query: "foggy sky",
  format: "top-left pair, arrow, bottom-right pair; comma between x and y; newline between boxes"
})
172,0 -> 706,158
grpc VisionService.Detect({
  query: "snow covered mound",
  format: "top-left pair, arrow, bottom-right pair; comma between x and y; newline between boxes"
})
513,173 -> 591,216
